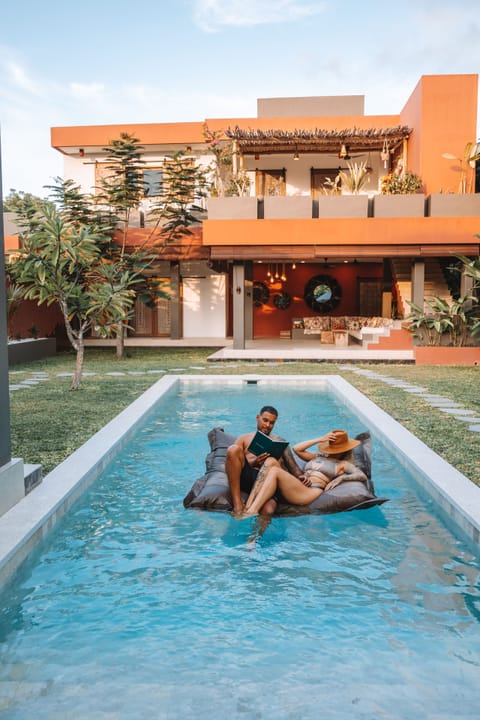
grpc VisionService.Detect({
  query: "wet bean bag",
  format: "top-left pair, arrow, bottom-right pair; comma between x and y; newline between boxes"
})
183,427 -> 388,515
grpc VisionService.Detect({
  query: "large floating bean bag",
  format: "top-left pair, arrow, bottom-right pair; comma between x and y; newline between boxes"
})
183,427 -> 389,515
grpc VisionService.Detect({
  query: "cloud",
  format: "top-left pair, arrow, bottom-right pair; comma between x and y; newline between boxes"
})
5,60 -> 42,96
69,82 -> 106,100
192,0 -> 325,32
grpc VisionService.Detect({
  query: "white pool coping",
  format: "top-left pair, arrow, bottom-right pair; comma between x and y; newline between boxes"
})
0,374 -> 479,585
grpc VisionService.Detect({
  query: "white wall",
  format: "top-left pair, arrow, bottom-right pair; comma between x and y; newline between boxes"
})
182,275 -> 226,338
63,156 -> 96,194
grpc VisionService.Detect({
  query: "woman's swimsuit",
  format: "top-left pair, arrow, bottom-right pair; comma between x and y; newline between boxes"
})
304,457 -> 340,490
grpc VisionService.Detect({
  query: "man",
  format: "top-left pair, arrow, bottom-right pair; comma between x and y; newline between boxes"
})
226,405 -> 301,514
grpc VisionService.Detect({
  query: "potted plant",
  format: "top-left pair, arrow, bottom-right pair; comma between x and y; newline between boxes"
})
374,170 -> 425,217
381,171 -> 423,194
338,161 -> 370,194
406,275 -> 480,364
318,162 -> 369,217
429,142 -> 480,216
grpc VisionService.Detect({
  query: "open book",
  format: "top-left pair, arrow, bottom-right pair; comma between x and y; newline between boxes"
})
247,431 -> 289,460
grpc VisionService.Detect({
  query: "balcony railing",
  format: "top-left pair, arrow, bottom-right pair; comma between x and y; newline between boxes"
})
207,194 -> 480,220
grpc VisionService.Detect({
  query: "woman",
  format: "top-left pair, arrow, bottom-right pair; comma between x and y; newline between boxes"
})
243,429 -> 368,515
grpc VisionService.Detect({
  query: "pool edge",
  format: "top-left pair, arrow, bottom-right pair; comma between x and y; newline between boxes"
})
1,373 -> 479,585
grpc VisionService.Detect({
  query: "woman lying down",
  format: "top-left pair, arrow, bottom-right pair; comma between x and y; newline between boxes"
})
243,429 -> 368,516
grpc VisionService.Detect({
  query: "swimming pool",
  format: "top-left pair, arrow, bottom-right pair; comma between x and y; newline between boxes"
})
0,378 -> 479,718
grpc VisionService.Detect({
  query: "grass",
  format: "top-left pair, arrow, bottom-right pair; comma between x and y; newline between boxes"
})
8,347 -> 480,484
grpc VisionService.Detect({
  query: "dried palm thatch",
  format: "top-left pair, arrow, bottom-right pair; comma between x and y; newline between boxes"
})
225,125 -> 411,156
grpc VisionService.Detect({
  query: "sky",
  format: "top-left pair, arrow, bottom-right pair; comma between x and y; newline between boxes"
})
0,0 -> 479,198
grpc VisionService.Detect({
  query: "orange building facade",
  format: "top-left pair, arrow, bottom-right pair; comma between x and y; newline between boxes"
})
48,73 -> 479,348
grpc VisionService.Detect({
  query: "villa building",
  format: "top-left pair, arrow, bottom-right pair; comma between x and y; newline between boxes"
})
18,74 -> 480,349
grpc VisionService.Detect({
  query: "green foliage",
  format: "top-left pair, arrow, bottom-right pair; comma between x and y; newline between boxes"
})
96,132 -> 146,247
149,151 -> 208,243
321,175 -> 341,195
8,204 -> 137,388
442,142 -> 480,193
454,254 -> 480,337
5,282 -> 24,338
46,178 -> 108,230
406,293 -> 479,346
3,189 -> 53,213
381,171 -> 423,194
203,123 -> 251,197
338,161 -> 370,194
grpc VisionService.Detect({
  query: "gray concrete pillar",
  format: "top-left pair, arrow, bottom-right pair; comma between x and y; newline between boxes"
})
244,261 -> 253,341
232,262 -> 246,349
411,259 -> 425,310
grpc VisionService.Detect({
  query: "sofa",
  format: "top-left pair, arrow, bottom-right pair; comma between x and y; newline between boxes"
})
299,316 -> 395,345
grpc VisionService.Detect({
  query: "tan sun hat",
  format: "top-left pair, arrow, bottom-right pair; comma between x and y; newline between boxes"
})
317,430 -> 360,455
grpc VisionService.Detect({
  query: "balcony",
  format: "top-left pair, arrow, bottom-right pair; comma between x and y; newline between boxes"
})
207,193 -> 480,220
203,194 -> 480,259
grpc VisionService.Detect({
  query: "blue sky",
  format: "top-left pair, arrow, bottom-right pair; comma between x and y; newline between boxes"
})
1,0 -> 479,197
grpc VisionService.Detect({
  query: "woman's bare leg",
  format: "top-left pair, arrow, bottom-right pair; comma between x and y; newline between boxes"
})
277,471 -> 323,505
244,466 -> 279,514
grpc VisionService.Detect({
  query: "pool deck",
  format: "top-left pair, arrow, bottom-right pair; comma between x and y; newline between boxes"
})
0,374 -> 479,585
85,336 -> 415,362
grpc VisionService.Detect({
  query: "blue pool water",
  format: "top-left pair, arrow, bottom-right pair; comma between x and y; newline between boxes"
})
0,383 -> 480,719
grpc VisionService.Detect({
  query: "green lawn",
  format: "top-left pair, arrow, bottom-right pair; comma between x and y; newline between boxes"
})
8,347 -> 480,484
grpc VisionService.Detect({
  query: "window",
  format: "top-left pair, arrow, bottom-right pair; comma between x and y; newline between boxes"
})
311,168 -> 341,198
142,168 -> 163,198
255,169 -> 286,196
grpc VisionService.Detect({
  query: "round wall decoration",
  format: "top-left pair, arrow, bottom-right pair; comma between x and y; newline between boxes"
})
273,291 -> 292,310
303,274 -> 342,313
253,281 -> 270,307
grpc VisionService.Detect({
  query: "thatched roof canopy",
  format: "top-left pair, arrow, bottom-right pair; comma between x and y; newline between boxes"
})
225,125 -> 412,156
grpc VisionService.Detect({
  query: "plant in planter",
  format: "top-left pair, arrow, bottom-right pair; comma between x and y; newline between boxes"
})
454,253 -> 480,340
338,161 -> 370,194
441,141 -> 480,193
203,123 -> 251,197
406,293 -> 479,346
381,171 -> 423,194
321,175 -> 341,195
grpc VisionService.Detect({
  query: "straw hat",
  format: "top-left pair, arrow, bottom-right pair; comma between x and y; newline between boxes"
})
317,430 -> 360,455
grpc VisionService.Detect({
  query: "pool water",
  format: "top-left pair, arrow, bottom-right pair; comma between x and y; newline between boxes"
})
0,384 -> 479,719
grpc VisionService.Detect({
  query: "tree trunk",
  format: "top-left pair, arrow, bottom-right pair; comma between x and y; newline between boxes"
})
116,324 -> 125,359
71,336 -> 85,390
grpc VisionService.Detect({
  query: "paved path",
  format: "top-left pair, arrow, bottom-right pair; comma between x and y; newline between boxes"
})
337,364 -> 480,434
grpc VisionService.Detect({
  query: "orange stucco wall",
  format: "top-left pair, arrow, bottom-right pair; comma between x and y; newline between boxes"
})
51,122 -> 207,151
51,114 -> 402,152
8,299 -> 64,340
4,235 -> 19,251
401,75 -> 478,194
252,262 -> 383,337
203,217 -> 480,252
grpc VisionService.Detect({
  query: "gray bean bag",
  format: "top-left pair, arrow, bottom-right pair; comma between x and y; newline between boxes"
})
183,427 -> 388,515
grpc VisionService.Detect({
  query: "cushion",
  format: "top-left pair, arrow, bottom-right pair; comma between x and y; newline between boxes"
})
183,428 -> 388,515
331,316 -> 347,330
182,428 -> 237,512
303,316 -> 331,333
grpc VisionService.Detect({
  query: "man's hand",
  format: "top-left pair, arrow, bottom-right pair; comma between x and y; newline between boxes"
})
251,452 -> 269,468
